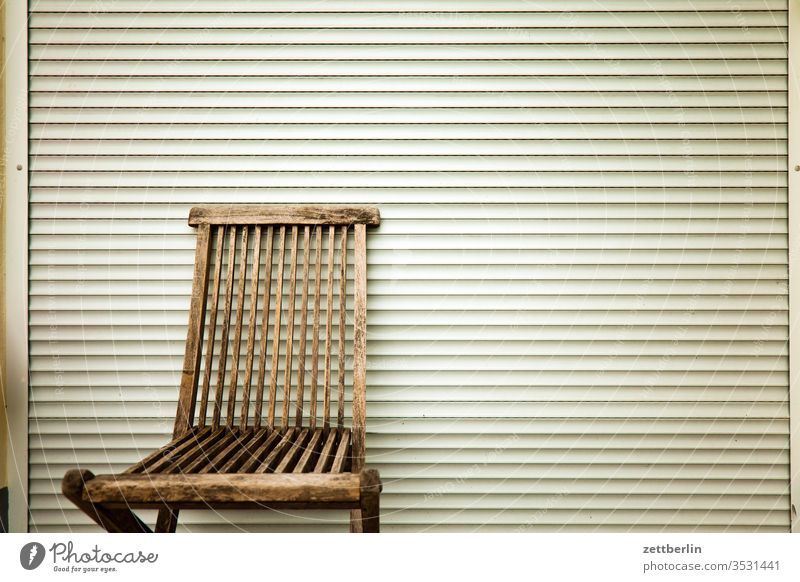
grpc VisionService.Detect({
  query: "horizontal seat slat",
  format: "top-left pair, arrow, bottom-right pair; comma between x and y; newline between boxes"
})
275,429 -> 311,473
124,426 -> 353,475
331,429 -> 352,473
141,426 -> 215,474
257,428 -> 297,473
237,430 -> 284,473
123,427 -> 200,474
315,430 -> 340,473
295,429 -> 325,473
220,428 -> 272,473
179,431 -> 237,474
160,429 -> 228,474
193,430 -> 251,474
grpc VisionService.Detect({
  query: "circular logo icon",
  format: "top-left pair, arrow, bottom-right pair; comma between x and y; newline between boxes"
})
20,542 -> 46,570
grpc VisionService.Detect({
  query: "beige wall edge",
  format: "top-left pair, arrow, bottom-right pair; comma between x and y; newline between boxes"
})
4,0 -> 28,533
0,0 -> 7,501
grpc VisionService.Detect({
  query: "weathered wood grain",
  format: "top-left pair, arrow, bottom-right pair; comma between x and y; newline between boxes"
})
274,428 -> 310,473
295,226 -> 311,427
84,473 -> 363,505
124,428 -> 199,474
337,226 -> 348,428
197,429 -> 254,474
66,205 -> 383,533
351,224 -> 368,472
227,226 -> 249,426
219,428 -> 272,473
174,224 -> 212,436
282,226 -> 299,429
160,429 -> 227,474
294,428 -> 323,474
267,226 -> 287,428
256,427 -> 297,474
253,225 -> 274,429
143,426 -> 214,474
199,226 -> 225,428
155,508 -> 179,533
189,205 -> 380,227
212,226 -> 238,430
331,428 -> 352,473
323,226 -> 335,429
309,225 -> 323,430
357,469 -> 382,533
314,430 -> 338,474
63,470 -> 152,533
181,429 -> 237,473
237,429 -> 283,474
239,226 -> 262,429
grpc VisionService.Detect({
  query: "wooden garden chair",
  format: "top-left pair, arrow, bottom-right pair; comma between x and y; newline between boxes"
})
62,205 -> 382,532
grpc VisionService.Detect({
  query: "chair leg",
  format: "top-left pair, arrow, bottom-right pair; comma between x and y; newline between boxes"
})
62,469 -> 152,533
349,509 -> 363,533
354,468 -> 382,533
155,507 -> 179,533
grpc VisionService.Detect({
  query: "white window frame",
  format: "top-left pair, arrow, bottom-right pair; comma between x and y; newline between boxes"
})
4,0 -> 29,534
4,2 -> 798,533
788,0 -> 799,534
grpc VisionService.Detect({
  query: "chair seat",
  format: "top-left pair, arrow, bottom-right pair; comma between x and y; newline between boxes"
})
66,426 -> 362,511
126,426 -> 352,475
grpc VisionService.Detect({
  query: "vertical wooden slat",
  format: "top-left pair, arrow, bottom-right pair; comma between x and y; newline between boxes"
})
282,226 -> 299,429
295,226 -> 311,427
268,226 -> 287,427
323,225 -> 336,429
239,226 -> 262,430
173,223 -> 212,437
212,226 -> 238,430
351,224 -> 368,472
197,225 -> 225,429
253,225 -> 274,429
227,226 -> 249,426
337,226 -> 348,428
309,226 -> 323,430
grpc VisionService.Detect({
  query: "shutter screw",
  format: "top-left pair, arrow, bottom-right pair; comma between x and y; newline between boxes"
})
796,165 -> 800,171
16,164 -> 22,171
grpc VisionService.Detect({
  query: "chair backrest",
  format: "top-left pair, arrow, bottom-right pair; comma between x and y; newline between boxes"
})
173,205 -> 380,470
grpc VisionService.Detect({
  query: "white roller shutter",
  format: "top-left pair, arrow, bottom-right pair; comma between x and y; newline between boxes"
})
28,0 -> 789,532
